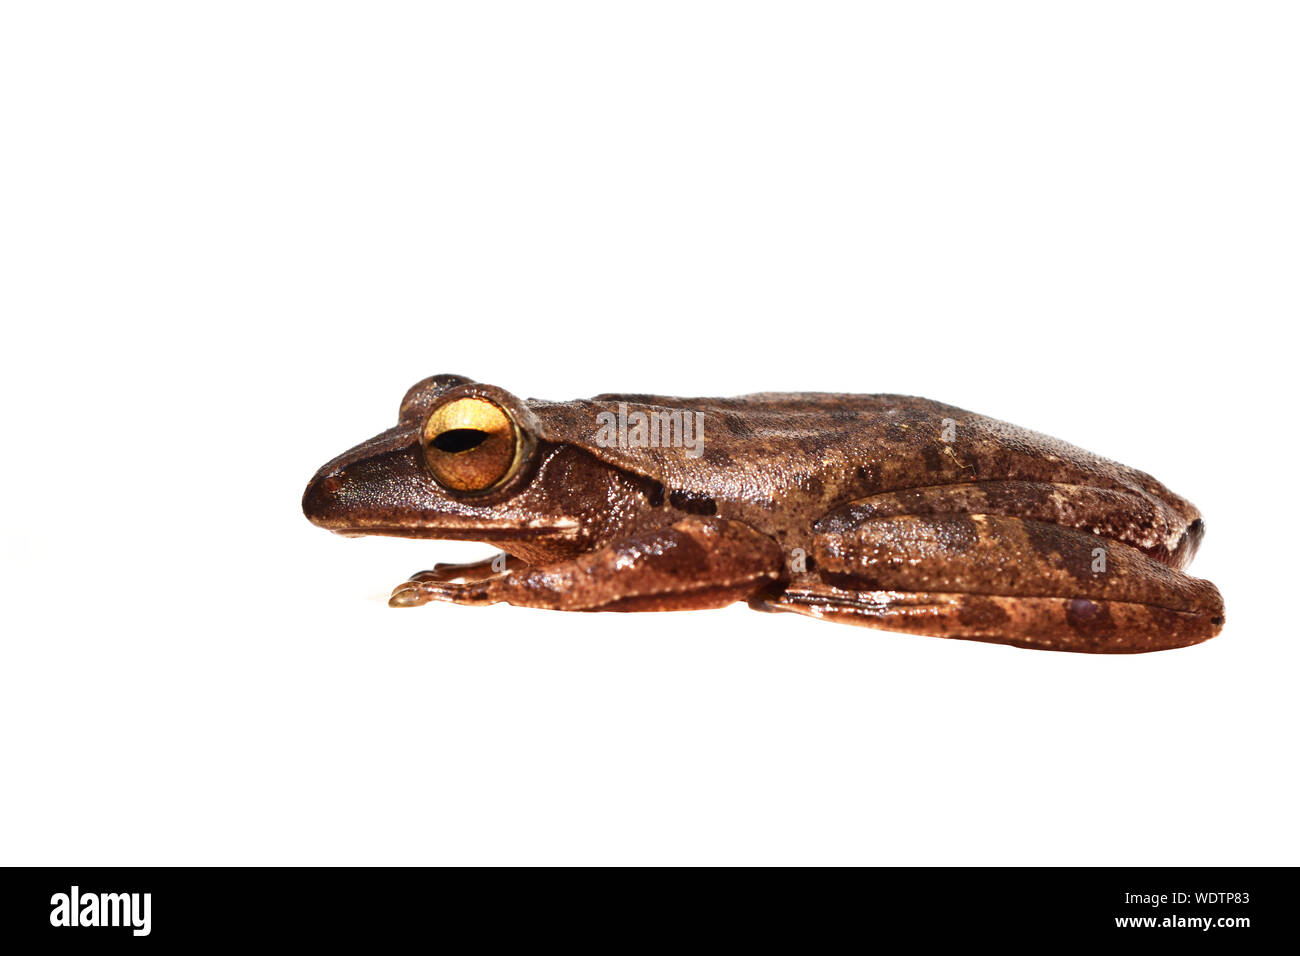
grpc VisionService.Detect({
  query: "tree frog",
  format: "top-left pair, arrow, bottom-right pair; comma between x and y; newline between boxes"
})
303,374 -> 1224,653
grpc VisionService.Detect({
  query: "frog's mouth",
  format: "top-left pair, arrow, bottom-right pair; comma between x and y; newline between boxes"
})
302,458 -> 581,541
303,425 -> 582,599
321,519 -> 581,540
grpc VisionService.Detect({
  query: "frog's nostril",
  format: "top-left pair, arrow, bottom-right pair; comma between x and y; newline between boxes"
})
302,471 -> 345,525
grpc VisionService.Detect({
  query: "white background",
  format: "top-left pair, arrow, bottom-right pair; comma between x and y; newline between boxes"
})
2,2 -> 1295,866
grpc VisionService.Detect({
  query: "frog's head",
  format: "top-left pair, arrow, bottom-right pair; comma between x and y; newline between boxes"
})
302,374 -> 591,550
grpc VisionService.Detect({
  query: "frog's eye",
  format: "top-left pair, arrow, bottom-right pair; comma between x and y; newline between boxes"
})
422,396 -> 521,493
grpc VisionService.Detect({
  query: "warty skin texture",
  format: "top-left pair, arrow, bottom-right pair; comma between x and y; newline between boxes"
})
303,374 -> 1224,652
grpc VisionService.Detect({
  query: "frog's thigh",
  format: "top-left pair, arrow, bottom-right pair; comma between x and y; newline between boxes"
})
760,514 -> 1224,652
409,517 -> 782,612
817,481 -> 1201,567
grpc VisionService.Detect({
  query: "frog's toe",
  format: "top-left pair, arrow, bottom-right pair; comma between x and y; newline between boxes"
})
390,578 -> 498,607
1169,518 -> 1205,569
389,581 -> 432,608
407,554 -> 518,584
408,569 -> 450,584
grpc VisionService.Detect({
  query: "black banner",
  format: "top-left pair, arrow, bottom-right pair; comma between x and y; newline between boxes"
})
0,867 -> 1288,946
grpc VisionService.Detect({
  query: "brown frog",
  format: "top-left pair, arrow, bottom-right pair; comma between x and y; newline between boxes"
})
302,374 -> 1224,653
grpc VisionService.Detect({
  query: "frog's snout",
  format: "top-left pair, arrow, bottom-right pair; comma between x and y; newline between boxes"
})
303,424 -> 430,534
302,468 -> 347,530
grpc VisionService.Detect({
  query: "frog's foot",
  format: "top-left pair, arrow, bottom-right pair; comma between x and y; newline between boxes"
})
389,553 -> 523,607
754,514 -> 1224,652
408,554 -> 524,584
391,517 -> 782,612
391,578 -> 497,608
755,586 -> 1220,653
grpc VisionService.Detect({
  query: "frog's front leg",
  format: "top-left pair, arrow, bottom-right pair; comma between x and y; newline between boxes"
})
758,514 -> 1224,652
393,517 -> 783,612
405,554 -> 525,585
389,554 -> 526,607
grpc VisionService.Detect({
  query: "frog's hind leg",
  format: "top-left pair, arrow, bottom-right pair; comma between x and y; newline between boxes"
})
755,514 -> 1223,653
815,481 -> 1204,568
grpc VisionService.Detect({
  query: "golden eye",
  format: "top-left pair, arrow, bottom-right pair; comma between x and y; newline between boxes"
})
422,396 -> 520,492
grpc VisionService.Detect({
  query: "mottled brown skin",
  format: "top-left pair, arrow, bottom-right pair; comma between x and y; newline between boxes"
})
303,374 -> 1225,653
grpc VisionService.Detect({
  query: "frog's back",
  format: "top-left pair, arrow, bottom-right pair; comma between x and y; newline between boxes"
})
527,391 -> 1185,512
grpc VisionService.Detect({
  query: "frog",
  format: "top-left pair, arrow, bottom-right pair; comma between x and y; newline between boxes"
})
302,374 -> 1224,653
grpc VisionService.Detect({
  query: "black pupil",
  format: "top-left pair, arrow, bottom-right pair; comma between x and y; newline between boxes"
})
432,429 -> 489,453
